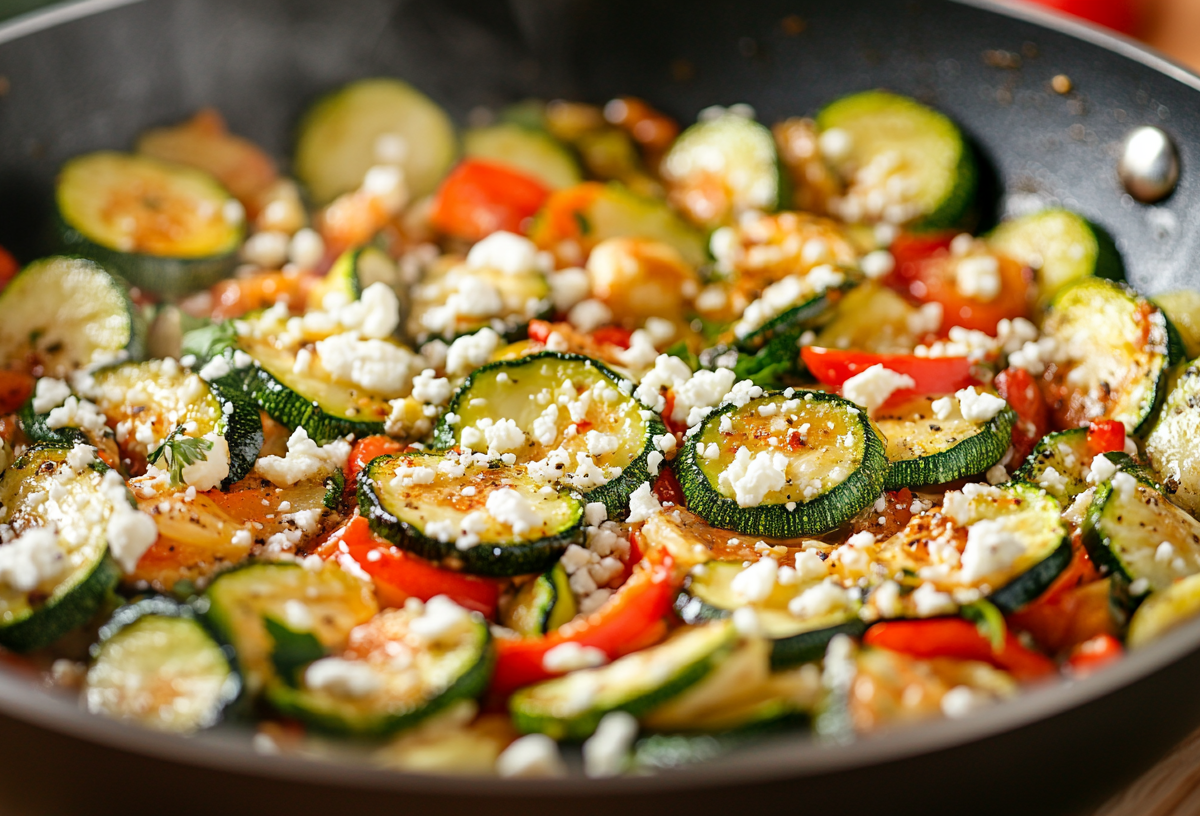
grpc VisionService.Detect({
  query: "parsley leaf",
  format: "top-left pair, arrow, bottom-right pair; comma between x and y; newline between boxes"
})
962,599 -> 1007,653
263,616 -> 326,687
147,424 -> 213,487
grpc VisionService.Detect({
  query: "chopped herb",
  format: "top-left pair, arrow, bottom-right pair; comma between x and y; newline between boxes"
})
148,424 -> 212,487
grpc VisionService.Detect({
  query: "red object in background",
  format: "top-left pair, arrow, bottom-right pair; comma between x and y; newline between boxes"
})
1066,634 -> 1125,677
0,245 -> 18,293
1017,0 -> 1137,35
1087,419 -> 1127,456
801,347 -> 975,399
429,159 -> 550,242
0,370 -> 33,414
864,618 -> 1057,682
995,367 -> 1050,464
887,233 -> 1031,335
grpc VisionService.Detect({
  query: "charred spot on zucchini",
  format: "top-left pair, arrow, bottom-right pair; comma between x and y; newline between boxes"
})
56,152 -> 244,297
509,621 -> 738,740
1041,278 -> 1180,434
85,596 -> 240,733
677,390 -> 887,537
359,451 -> 584,578
816,90 -> 975,230
876,393 -> 1015,489
0,256 -> 142,378
0,447 -> 123,652
433,352 -> 666,519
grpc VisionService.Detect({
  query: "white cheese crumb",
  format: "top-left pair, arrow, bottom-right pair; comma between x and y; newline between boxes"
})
485,488 -> 540,536
548,267 -> 591,312
860,250 -> 895,280
497,734 -> 567,778
955,255 -> 1001,301
567,299 -> 613,333
445,328 -> 501,377
465,231 -> 541,275
986,464 -> 1009,485
583,711 -> 638,778
181,434 -> 230,492
408,595 -> 472,643
0,527 -> 66,592
584,502 -> 608,527
730,557 -> 778,603
718,446 -> 789,508
960,518 -> 1025,583
305,658 -> 382,698
1087,454 -> 1120,485
842,365 -> 915,415
32,378 -> 72,413
542,642 -> 609,673
788,580 -> 851,618
254,428 -> 351,487
625,482 -> 661,524
1037,466 -> 1067,495
912,582 -> 957,617
411,369 -> 452,406
956,387 -> 1006,423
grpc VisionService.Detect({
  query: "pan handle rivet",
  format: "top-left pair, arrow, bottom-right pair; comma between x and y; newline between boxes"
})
1119,126 -> 1179,203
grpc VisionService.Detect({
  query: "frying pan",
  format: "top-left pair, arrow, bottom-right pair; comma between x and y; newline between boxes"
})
0,0 -> 1197,813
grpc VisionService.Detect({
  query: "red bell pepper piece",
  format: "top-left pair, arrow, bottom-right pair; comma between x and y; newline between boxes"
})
344,435 -> 405,486
590,325 -> 632,349
863,617 -> 1056,682
1087,419 -> 1126,457
0,245 -> 18,294
430,159 -> 550,242
1065,634 -> 1124,677
651,466 -> 684,507
801,347 -> 974,401
0,370 -> 34,414
995,367 -> 1050,465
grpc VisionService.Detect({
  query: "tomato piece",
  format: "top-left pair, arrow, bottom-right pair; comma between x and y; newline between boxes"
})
995,367 -> 1050,465
345,435 -> 405,486
0,370 -> 34,414
590,325 -> 632,349
1065,634 -> 1124,677
527,319 -> 553,344
887,233 -> 1031,334
491,554 -> 677,695
863,618 -> 1056,683
429,159 -> 550,242
651,466 -> 684,507
1022,0 -> 1136,34
1087,419 -> 1126,456
801,347 -> 974,400
0,245 -> 18,294
321,517 -> 500,616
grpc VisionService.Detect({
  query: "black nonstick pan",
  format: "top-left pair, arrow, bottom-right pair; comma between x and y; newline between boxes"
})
0,0 -> 1199,814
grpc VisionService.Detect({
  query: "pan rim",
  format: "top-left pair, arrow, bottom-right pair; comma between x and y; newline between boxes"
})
0,0 -> 1198,796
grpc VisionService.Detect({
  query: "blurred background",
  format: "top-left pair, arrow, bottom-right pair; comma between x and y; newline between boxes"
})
3,0 -> 1198,72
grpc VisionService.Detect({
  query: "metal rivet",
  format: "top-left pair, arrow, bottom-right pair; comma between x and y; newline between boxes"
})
1119,126 -> 1179,203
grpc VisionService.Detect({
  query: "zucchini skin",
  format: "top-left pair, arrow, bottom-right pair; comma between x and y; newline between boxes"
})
676,391 -> 887,538
882,405 -> 1016,490
211,380 -> 265,487
737,283 -> 851,354
0,556 -> 120,654
986,533 -> 1072,614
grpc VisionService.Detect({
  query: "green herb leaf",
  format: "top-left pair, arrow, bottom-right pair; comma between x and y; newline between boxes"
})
264,616 -> 326,687
147,425 -> 213,487
962,599 -> 1006,653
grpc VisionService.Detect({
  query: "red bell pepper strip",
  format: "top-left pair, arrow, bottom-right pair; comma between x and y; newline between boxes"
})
320,516 -> 500,617
1065,634 -> 1124,678
0,370 -> 33,414
344,435 -> 405,486
0,245 -> 17,294
800,347 -> 974,400
1087,419 -> 1126,457
491,552 -> 677,695
863,618 -> 1056,682
429,159 -> 550,242
995,367 -> 1050,465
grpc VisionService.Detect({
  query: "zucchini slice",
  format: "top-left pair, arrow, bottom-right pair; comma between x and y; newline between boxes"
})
87,359 -> 262,486
676,390 -> 887,537
308,246 -> 403,312
1127,572 -> 1200,648
1040,278 -> 1180,434
501,563 -> 577,636
1146,361 -> 1200,515
814,281 -> 927,354
56,152 -> 243,297
265,601 -> 492,737
1081,475 -> 1200,609
816,90 -> 975,230
986,209 -> 1123,306
734,272 -> 854,353
1155,290 -> 1200,360
85,597 -> 240,733
876,393 -> 1015,489
359,452 -> 584,578
432,352 -> 666,519
509,621 -> 737,740
874,483 -> 1070,613
1013,427 -> 1155,503
407,261 -> 551,343
294,77 -> 457,205
0,447 -> 123,652
0,256 -> 142,377
662,112 -> 785,229
463,124 -> 582,190
203,561 -> 378,695
675,560 -> 865,669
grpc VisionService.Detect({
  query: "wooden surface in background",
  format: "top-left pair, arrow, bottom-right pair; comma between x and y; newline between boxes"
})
1096,727 -> 1200,816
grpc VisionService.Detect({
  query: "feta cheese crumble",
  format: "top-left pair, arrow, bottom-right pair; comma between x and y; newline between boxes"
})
841,364 -> 914,415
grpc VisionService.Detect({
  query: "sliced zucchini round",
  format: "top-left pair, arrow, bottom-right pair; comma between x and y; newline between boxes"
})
0,256 -> 142,378
813,281 -> 926,354
1146,361 -> 1200,516
876,393 -> 1015,489
56,152 -> 243,297
662,112 -> 786,229
735,273 -> 854,353
875,482 -> 1070,613
85,596 -> 240,733
203,561 -> 378,696
88,359 -> 262,486
432,352 -> 666,519
509,621 -> 737,740
501,563 -> 577,636
295,77 -> 457,205
266,602 -> 492,737
1041,278 -> 1180,434
986,209 -> 1123,307
359,451 -> 584,578
816,90 -> 975,230
676,390 -> 887,537
1127,573 -> 1200,648
1081,475 -> 1200,609
0,447 -> 123,652
463,123 -> 582,190
407,262 -> 551,344
674,560 -> 865,670
309,246 -> 403,312
1014,428 -> 1157,503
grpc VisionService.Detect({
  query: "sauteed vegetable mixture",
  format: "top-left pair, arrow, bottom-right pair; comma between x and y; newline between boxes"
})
2,79 -> 1198,776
